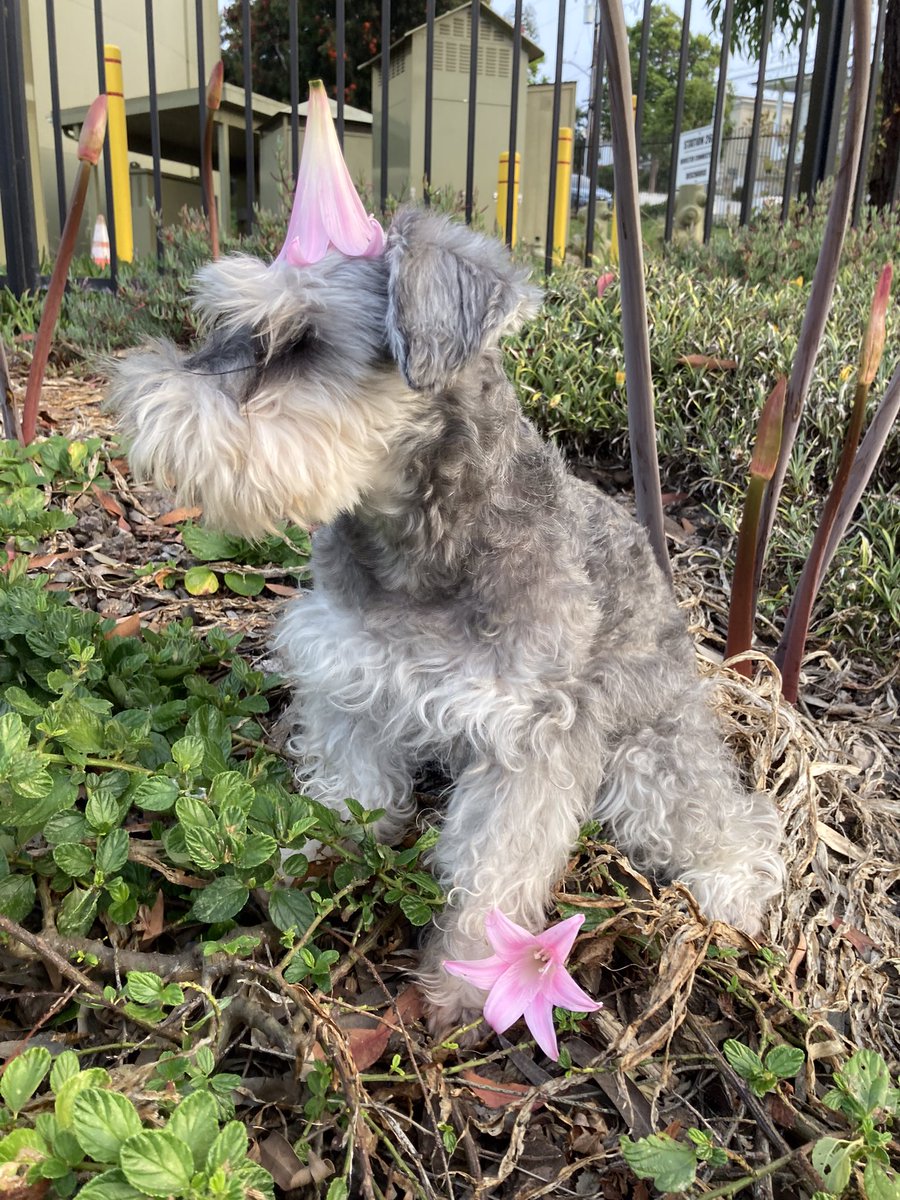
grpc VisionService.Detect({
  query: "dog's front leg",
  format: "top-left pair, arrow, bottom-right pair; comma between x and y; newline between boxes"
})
420,750 -> 593,1035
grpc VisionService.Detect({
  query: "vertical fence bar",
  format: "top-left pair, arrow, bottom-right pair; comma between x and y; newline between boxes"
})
584,14 -> 604,264
242,0 -> 254,230
703,0 -> 733,241
336,0 -> 346,147
852,0 -> 887,225
94,0 -> 118,288
424,0 -> 435,203
465,0 -> 479,223
663,0 -> 691,241
505,0 -> 523,244
0,0 -> 40,296
45,0 -> 67,238
739,0 -> 774,225
633,0 -> 652,165
544,0 -> 567,272
781,0 -> 812,220
380,0 -> 390,212
289,0 -> 299,181
144,0 -> 164,264
195,0 -> 207,215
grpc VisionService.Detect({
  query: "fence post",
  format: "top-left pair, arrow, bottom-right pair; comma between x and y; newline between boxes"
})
0,0 -> 40,297
797,0 -> 851,200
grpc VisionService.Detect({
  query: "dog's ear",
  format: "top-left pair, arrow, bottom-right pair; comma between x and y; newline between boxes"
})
385,208 -> 540,391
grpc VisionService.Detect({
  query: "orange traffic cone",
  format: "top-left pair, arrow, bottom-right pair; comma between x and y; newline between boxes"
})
91,214 -> 110,267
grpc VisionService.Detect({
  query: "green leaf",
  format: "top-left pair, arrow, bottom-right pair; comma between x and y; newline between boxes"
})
57,886 -> 99,936
234,1162 -> 275,1200
223,571 -> 266,597
764,1044 -> 805,1080
0,711 -> 30,756
128,776 -> 178,813
864,1159 -> 900,1200
326,1181 -> 349,1200
167,1091 -> 219,1172
811,1137 -> 853,1195
183,566 -> 219,596
400,894 -> 434,926
76,1167 -> 150,1200
171,736 -> 205,774
0,1127 -> 49,1163
85,793 -> 121,835
723,1039 -> 764,1081
54,1068 -> 110,1129
236,832 -> 278,870
281,852 -> 309,878
620,1134 -> 697,1193
180,524 -> 242,562
205,1120 -> 247,1171
45,811 -> 88,845
72,1088 -> 142,1164
96,828 -> 130,877
124,972 -> 166,1006
53,842 -> 95,879
268,887 -> 316,934
190,876 -> 249,922
0,873 -> 35,922
838,1049 -> 891,1117
119,1131 -> 193,1198
50,1050 -> 80,1092
0,1046 -> 52,1114
207,772 -> 255,813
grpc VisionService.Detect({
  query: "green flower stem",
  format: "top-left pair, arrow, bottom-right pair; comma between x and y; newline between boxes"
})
43,753 -> 153,774
777,380 -> 872,703
725,473 -> 768,678
699,1148 -> 808,1198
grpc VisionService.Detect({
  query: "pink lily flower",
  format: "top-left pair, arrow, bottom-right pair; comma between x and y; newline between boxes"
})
443,909 -> 601,1060
276,80 -> 384,269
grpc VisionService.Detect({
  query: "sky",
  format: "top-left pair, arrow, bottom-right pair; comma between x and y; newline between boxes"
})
517,1 -> 810,108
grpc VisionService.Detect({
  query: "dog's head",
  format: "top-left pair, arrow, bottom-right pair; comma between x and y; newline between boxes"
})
109,209 -> 538,537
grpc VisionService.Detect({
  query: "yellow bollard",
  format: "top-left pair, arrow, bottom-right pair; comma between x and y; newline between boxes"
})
104,44 -> 133,262
553,127 -> 573,266
497,151 -> 520,247
609,94 -> 637,267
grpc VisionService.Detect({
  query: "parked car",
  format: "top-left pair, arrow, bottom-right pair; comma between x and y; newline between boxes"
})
570,174 -> 612,210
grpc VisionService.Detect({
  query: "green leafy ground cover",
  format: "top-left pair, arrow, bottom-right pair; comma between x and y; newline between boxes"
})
0,199 -> 897,1198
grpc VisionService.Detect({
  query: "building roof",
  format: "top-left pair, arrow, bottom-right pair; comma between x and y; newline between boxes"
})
58,84 -> 371,169
360,0 -> 544,70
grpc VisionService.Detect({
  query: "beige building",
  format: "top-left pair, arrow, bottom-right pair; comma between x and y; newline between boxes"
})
364,0 -> 576,253
6,0 -> 219,258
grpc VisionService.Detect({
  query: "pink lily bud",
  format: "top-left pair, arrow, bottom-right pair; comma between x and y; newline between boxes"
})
78,95 -> 108,166
596,272 -> 616,299
443,908 -> 601,1061
276,80 -> 384,268
858,263 -> 893,387
206,61 -> 224,111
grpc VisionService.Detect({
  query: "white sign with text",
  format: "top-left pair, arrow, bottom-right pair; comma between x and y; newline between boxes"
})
676,124 -> 715,189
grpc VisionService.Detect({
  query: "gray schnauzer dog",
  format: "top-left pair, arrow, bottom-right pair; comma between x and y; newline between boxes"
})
111,208 -> 784,1031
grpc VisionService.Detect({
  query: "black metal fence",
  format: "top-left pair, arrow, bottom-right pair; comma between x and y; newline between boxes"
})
0,0 -> 894,298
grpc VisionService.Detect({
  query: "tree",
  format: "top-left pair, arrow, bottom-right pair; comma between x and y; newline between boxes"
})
221,0 -> 459,114
620,6 -> 720,192
708,0 -> 899,212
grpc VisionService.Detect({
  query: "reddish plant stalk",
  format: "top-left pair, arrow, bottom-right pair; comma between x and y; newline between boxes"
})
21,96 -> 107,446
203,62 -> 224,260
776,264 -> 893,704
725,378 -> 786,677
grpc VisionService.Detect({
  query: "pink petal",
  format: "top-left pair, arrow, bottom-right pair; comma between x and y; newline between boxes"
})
596,272 -> 616,299
484,909 -> 539,961
543,964 -> 602,1014
276,80 -> 383,268
442,954 -> 507,991
523,994 -> 559,1060
535,913 -> 585,964
483,962 -> 543,1034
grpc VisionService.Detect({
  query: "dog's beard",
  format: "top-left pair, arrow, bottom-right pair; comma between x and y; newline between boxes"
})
111,343 -> 415,537
109,256 -> 419,539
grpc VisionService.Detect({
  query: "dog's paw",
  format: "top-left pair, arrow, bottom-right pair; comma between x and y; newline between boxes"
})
424,981 -> 490,1049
